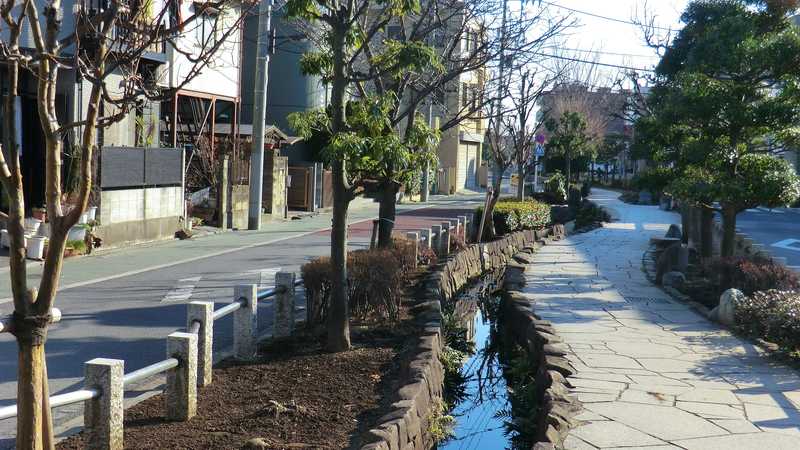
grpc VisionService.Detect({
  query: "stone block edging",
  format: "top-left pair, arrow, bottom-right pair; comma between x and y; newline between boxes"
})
503,244 -> 583,449
361,226 -> 564,450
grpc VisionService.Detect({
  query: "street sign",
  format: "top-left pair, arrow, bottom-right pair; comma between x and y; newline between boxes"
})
535,143 -> 545,157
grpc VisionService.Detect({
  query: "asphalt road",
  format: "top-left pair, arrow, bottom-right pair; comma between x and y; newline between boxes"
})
735,206 -> 800,269
0,194 -> 481,446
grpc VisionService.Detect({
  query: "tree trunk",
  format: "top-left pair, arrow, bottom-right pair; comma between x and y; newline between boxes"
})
516,162 -> 524,201
377,182 -> 399,248
700,207 -> 714,259
327,173 -> 351,352
16,339 -> 45,450
482,164 -> 503,241
326,26 -> 351,352
41,357 -> 54,450
680,204 -> 690,246
721,207 -> 738,258
565,149 -> 572,185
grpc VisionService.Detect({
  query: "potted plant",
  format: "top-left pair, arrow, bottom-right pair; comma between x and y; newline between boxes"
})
67,223 -> 90,241
26,236 -> 47,260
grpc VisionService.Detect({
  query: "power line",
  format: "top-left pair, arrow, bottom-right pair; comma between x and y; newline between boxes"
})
546,46 -> 660,59
539,0 -> 675,32
532,51 -> 657,72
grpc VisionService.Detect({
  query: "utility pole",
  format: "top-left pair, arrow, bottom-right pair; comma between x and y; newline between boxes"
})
248,0 -> 275,230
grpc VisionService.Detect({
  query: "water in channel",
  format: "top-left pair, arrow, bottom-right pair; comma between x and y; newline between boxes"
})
437,283 -> 516,450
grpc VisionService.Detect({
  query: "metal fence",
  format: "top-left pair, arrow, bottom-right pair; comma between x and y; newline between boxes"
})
0,274 -> 303,449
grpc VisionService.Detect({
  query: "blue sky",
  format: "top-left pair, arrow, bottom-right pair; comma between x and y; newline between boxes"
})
530,0 -> 690,81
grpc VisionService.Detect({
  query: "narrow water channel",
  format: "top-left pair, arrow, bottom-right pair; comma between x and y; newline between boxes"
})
438,304 -> 509,450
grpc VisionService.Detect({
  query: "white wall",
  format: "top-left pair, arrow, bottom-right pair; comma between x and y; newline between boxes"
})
100,186 -> 182,225
166,2 -> 242,98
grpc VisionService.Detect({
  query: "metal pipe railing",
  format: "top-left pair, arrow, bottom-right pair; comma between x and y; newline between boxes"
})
256,278 -> 303,301
211,297 -> 245,321
0,387 -> 99,421
188,320 -> 201,334
122,358 -> 180,387
0,274 -> 305,423
256,287 -> 277,300
50,388 -> 99,408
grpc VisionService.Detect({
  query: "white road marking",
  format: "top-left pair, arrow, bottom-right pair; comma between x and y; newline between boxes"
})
758,207 -> 785,214
161,276 -> 202,303
771,238 -> 800,252
245,267 -> 281,290
0,198 -> 476,306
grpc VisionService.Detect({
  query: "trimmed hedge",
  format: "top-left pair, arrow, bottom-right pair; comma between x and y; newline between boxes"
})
736,290 -> 800,351
544,172 -> 567,204
475,199 -> 551,237
302,237 -> 418,324
574,201 -> 610,229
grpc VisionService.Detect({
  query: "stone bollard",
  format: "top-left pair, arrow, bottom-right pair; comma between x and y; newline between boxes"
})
84,358 -> 124,450
166,332 -> 198,421
187,301 -> 214,386
406,232 -> 419,267
431,225 -> 442,254
274,272 -> 296,338
420,228 -> 432,249
233,284 -> 258,359
370,219 -> 379,249
441,221 -> 452,256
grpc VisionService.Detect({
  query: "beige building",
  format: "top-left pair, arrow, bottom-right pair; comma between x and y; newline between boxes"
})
434,27 -> 487,194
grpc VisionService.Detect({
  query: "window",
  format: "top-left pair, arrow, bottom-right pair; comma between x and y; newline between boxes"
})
462,83 -> 479,109
194,4 -> 219,46
464,31 -> 479,53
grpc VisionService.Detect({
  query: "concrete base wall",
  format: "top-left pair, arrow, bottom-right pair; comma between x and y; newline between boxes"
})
95,215 -> 181,249
97,186 -> 183,248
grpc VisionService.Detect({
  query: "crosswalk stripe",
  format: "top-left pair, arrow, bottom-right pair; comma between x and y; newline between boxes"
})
161,276 -> 202,303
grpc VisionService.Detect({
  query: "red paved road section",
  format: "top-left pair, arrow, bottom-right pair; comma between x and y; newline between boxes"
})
314,205 -> 477,238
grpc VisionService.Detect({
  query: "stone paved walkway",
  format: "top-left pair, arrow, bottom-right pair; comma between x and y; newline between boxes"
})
520,188 -> 800,450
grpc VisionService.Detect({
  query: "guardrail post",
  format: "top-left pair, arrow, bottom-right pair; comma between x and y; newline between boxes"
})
84,358 -> 124,450
166,332 -> 197,421
406,232 -> 419,267
187,301 -> 214,386
459,215 -> 469,240
431,225 -> 442,255
274,272 -> 296,338
440,221 -> 451,256
420,228 -> 432,249
233,284 -> 258,358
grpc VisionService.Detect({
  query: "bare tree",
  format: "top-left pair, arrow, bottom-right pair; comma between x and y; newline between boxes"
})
0,0 -> 250,446
501,67 -> 558,201
536,54 -> 624,183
